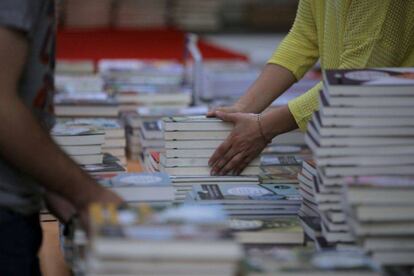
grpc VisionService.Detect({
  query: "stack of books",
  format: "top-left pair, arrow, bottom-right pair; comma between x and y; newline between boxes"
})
200,61 -> 261,101
55,74 -> 104,94
124,106 -> 208,165
99,59 -> 188,112
99,172 -> 174,205
304,67 -> 414,247
296,159 -> 331,247
86,204 -> 243,276
54,73 -> 119,118
81,153 -> 127,180
343,176 -> 414,267
172,175 -> 260,203
160,116 -> 262,176
63,0 -> 112,28
246,246 -> 378,276
186,182 -> 302,219
59,118 -> 127,165
125,112 -> 164,162
113,0 -> 167,28
51,123 -> 105,165
258,135 -> 310,187
229,216 -> 305,245
54,93 -> 119,118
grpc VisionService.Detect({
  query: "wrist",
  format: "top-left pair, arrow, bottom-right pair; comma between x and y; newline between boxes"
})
256,113 -> 272,144
72,180 -> 104,211
260,105 -> 295,140
233,101 -> 248,113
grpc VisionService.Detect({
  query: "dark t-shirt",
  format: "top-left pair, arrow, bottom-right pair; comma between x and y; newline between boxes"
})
0,0 -> 55,214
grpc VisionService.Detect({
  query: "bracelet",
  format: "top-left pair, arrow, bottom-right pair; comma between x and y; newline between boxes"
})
256,113 -> 271,144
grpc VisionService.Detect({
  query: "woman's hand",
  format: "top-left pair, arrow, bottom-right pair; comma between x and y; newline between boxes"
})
208,111 -> 269,176
206,103 -> 246,117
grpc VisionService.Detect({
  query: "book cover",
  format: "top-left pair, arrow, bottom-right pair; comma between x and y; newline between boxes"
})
193,183 -> 300,203
325,68 -> 414,87
111,172 -> 171,187
51,124 -> 105,136
230,217 -> 304,244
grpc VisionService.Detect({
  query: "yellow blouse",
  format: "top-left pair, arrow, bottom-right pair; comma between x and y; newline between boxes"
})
268,0 -> 414,131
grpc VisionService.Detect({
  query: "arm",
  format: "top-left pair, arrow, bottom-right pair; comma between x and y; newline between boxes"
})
209,0 -> 319,175
208,64 -> 296,115
0,27 -> 122,223
208,0 -> 319,117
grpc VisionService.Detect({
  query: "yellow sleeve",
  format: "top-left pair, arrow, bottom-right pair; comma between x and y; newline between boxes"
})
288,81 -> 322,131
268,0 -> 319,80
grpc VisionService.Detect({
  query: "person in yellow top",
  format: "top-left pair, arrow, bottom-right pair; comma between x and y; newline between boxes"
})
208,0 -> 414,176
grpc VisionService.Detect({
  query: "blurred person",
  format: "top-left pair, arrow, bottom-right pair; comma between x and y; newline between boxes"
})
208,0 -> 414,176
0,1 -> 123,275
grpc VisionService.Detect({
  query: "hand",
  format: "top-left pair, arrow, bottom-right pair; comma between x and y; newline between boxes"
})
206,103 -> 246,117
208,111 -> 269,176
77,188 -> 124,235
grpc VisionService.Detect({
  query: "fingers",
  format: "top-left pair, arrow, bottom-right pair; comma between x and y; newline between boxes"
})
208,139 -> 232,168
233,155 -> 256,176
206,109 -> 217,117
215,111 -> 238,123
211,145 -> 240,175
217,151 -> 246,176
206,106 -> 240,118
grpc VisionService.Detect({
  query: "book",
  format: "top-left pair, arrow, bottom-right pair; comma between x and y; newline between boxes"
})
139,120 -> 163,139
60,145 -> 101,155
88,204 -> 243,275
164,148 -> 216,158
160,165 -> 262,176
321,87 -> 414,107
246,246 -> 377,275
323,67 -> 414,96
311,111 -> 414,137
190,183 -> 301,206
343,176 -> 414,205
160,154 -> 260,167
54,93 -> 119,117
136,105 -> 208,119
164,130 -> 229,140
51,124 -> 105,146
350,205 -> 414,222
104,172 -> 174,203
82,158 -> 126,177
59,118 -> 125,138
230,217 -> 304,244
70,154 -> 103,165
170,175 -> 259,183
319,87 -> 414,117
163,116 -> 233,131
165,139 -> 225,149
316,155 -> 414,166
305,131 -> 414,157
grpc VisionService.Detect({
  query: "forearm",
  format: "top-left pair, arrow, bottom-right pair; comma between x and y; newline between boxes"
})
236,63 -> 296,113
260,105 -> 299,140
0,94 -> 104,209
